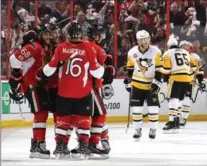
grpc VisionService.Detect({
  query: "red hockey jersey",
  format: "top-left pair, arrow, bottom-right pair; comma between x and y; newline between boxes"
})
43,41 -> 104,98
10,42 -> 44,92
86,41 -> 107,88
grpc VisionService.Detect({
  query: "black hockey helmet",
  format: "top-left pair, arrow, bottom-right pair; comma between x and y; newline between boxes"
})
34,24 -> 51,45
68,22 -> 82,38
88,24 -> 104,39
22,29 -> 38,45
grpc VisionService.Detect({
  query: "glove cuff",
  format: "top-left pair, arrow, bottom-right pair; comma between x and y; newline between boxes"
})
152,79 -> 162,88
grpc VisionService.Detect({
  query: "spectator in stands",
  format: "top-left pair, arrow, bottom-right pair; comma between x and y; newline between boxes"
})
51,0 -> 69,28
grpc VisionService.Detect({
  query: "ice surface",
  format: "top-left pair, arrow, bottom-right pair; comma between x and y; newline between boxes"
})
2,122 -> 207,166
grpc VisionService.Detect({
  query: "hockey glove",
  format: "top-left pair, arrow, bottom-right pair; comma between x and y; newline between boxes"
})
9,69 -> 24,101
102,65 -> 116,85
149,79 -> 162,96
123,78 -> 131,93
196,74 -> 206,92
36,67 -> 49,87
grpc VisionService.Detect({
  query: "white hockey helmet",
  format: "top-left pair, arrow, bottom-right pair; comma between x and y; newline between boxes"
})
136,30 -> 150,41
167,34 -> 178,48
179,40 -> 190,48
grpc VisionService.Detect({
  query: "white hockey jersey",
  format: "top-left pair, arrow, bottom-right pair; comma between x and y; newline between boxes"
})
127,45 -> 163,90
162,48 -> 196,82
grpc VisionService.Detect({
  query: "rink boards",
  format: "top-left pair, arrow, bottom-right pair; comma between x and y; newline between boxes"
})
1,79 -> 207,128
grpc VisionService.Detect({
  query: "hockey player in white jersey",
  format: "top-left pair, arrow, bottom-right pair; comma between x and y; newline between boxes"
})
124,30 -> 163,140
162,37 -> 197,133
179,41 -> 205,127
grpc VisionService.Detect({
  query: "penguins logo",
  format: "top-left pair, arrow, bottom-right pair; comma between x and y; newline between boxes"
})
102,84 -> 114,100
136,58 -> 153,74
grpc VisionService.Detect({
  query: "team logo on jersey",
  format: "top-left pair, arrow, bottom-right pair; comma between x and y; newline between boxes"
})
136,58 -> 153,74
102,84 -> 114,100
133,53 -> 138,58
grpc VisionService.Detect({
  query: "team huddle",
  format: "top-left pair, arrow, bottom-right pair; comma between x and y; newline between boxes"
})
8,21 -> 205,159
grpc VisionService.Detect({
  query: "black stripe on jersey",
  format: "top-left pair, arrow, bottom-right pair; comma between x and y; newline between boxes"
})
132,79 -> 152,84
155,65 -> 163,68
172,73 -> 191,76
163,67 -> 171,70
127,66 -> 134,69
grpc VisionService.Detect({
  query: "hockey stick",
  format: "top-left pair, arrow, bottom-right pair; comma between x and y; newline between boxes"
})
18,102 -> 26,121
126,93 -> 131,134
12,0 -> 24,24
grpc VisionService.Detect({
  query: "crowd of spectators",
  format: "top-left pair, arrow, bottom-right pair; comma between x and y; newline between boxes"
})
1,0 -> 207,78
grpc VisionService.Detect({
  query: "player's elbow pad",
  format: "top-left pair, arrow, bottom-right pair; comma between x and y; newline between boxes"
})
10,54 -> 22,69
154,71 -> 162,82
196,74 -> 204,84
90,66 -> 105,79
43,64 -> 57,77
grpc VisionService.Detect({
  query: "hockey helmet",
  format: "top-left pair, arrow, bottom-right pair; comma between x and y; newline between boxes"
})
68,22 -> 82,38
136,30 -> 150,41
22,29 -> 38,44
167,34 -> 178,49
88,24 -> 104,38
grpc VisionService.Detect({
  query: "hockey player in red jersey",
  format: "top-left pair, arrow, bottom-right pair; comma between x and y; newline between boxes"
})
85,24 -> 113,156
37,23 -> 115,158
43,24 -> 61,124
9,25 -> 52,159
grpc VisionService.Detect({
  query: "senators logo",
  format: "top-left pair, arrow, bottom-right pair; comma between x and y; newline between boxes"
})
136,58 -> 153,74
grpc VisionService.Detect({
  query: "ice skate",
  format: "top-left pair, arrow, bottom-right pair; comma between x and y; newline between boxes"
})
88,143 -> 109,159
71,140 -> 90,160
180,118 -> 187,128
149,129 -> 156,140
29,138 -> 37,158
133,128 -> 142,141
163,119 -> 178,134
30,140 -> 50,159
101,139 -> 111,158
53,140 -> 70,159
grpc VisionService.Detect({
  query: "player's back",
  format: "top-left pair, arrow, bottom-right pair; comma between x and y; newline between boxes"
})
163,48 -> 192,82
56,41 -> 97,98
13,41 -> 43,90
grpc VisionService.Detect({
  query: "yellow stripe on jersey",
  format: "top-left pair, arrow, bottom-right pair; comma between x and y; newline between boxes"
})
127,55 -> 134,69
170,75 -> 192,82
163,54 -> 172,74
155,51 -> 163,73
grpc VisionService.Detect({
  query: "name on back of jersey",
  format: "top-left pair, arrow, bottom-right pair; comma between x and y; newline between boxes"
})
62,48 -> 85,55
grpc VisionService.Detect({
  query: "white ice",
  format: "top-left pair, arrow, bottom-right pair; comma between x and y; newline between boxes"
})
2,122 -> 207,166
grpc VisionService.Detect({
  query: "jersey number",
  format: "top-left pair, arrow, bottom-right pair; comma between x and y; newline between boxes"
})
175,53 -> 189,66
65,58 -> 83,77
